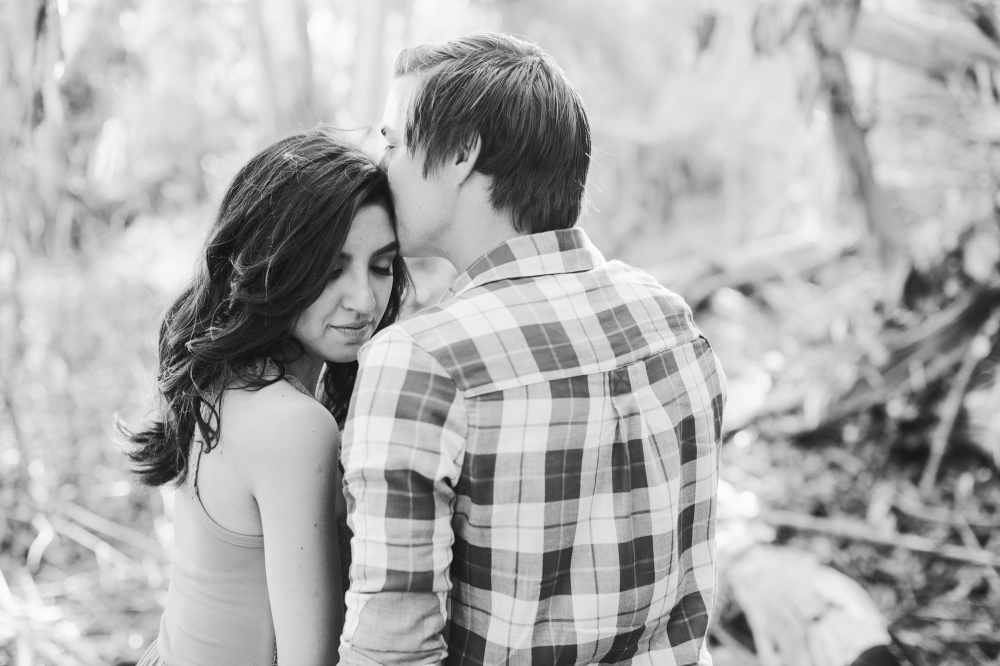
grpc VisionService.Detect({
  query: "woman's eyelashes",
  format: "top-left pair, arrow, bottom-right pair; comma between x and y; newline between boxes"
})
371,259 -> 394,277
328,259 -> 394,282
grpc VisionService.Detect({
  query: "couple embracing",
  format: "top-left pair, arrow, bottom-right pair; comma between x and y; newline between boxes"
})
124,33 -> 727,666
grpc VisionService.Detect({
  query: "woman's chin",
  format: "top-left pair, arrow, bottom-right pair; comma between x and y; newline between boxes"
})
323,346 -> 366,364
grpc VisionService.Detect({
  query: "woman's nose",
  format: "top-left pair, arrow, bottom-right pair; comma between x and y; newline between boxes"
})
341,270 -> 377,315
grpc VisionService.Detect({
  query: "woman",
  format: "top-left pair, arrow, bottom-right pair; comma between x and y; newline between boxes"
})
122,128 -> 408,666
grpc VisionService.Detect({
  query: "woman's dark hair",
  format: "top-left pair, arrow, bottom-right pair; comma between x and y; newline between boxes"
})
121,127 -> 409,488
395,33 -> 591,234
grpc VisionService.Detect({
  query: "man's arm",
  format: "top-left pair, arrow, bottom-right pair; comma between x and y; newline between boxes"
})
339,326 -> 467,666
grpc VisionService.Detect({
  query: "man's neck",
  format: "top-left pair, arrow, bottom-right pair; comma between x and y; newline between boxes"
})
446,207 -> 526,275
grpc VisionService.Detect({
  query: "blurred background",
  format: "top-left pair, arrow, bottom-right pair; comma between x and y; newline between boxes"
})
2,0 -> 1000,664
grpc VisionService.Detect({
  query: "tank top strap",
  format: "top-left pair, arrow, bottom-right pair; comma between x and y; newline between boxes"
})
189,489 -> 265,547
192,428 -> 207,496
264,359 -> 315,398
187,437 -> 263,546
282,372 -> 314,398
187,360 -> 315,544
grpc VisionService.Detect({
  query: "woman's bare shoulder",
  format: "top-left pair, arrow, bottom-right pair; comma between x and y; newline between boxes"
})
220,380 -> 340,476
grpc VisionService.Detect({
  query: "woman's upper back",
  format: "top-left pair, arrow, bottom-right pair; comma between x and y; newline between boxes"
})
157,468 -> 274,666
195,376 -> 332,535
156,375 -> 341,666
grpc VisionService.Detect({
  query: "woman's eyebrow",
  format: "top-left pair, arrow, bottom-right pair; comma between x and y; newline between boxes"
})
339,241 -> 399,262
373,241 -> 399,256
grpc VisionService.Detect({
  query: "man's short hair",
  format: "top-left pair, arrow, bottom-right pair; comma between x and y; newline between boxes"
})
395,33 -> 591,234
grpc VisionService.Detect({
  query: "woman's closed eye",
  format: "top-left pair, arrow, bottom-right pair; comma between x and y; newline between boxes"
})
371,260 -> 394,277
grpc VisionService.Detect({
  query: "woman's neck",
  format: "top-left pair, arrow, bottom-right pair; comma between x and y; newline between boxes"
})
284,355 -> 323,396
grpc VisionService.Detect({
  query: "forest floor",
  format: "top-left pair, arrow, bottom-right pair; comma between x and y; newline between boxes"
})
718,432 -> 1000,665
2,432 -> 997,666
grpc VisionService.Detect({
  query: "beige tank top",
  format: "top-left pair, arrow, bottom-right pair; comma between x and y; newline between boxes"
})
156,372 -> 313,666
155,472 -> 274,666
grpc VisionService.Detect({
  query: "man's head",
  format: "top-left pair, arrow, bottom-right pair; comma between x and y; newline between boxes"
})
380,33 -> 591,258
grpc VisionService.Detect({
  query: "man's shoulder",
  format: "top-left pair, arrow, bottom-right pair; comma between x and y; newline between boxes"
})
371,301 -> 459,348
410,258 -> 691,318
601,258 -> 689,298
365,262 -> 701,395
380,289 -> 495,348
360,305 -> 461,373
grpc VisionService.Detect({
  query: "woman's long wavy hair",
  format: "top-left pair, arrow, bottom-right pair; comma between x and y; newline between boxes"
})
121,128 -> 409,488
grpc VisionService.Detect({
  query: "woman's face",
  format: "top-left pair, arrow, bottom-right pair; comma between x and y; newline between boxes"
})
293,203 -> 398,364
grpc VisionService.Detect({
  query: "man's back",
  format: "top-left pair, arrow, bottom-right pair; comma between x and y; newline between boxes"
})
341,228 -> 726,666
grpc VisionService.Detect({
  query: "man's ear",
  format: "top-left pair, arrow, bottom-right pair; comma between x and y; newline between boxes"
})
450,134 -> 481,186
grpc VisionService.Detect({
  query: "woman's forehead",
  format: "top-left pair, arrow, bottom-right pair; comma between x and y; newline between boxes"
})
341,204 -> 397,257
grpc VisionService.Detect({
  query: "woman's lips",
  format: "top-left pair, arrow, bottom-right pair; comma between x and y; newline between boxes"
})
329,321 -> 373,342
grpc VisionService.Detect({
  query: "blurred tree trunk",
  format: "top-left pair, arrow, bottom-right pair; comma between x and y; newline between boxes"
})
249,0 -> 281,133
810,0 -> 909,306
250,0 -> 317,135
350,0 -> 388,126
0,0 -> 68,492
1,0 -> 70,255
288,0 -> 316,129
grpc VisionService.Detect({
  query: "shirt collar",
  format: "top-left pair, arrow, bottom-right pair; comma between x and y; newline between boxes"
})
441,228 -> 605,301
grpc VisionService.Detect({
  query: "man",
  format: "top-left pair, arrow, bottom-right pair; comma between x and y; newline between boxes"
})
340,33 -> 726,666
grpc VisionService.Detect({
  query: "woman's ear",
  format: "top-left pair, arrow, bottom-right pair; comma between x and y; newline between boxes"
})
450,134 -> 481,186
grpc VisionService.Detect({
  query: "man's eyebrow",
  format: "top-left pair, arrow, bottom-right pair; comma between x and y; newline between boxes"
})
339,241 -> 399,262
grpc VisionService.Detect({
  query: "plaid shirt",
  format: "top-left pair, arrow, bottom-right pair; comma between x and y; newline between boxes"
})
340,228 -> 726,666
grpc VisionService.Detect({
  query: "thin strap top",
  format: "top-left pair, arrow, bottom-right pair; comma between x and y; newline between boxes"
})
154,365 -> 315,666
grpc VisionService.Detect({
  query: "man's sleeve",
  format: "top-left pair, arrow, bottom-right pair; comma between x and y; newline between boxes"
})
339,326 -> 467,666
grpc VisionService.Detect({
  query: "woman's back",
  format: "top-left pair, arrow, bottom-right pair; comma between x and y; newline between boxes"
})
156,473 -> 274,666
144,374 -> 339,666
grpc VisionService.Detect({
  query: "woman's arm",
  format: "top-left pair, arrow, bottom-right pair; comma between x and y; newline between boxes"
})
245,396 -> 344,665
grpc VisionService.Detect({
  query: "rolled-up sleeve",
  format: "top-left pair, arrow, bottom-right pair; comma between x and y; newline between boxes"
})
339,326 -> 467,666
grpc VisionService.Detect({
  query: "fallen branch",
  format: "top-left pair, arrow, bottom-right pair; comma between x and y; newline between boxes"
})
0,564 -> 17,614
852,9 -> 1000,76
646,231 -> 857,306
0,606 -> 105,666
920,309 -> 1000,491
57,500 -> 166,562
892,494 -> 1000,530
954,513 -> 1000,600
759,508 -> 1000,569
26,513 -> 54,573
48,515 -> 151,584
793,286 -> 1000,431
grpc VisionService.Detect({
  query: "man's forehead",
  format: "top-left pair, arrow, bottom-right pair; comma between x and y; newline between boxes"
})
382,75 -> 418,130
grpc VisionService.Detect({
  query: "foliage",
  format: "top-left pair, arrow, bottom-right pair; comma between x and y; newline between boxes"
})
2,0 -> 1000,664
